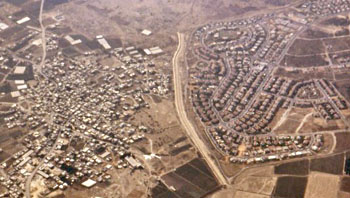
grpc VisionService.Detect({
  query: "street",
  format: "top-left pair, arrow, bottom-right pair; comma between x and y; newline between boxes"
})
172,32 -> 229,186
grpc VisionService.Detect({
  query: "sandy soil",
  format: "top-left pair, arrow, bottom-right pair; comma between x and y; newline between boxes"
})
304,172 -> 340,198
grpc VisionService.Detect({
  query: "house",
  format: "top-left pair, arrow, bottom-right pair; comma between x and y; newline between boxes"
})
125,156 -> 142,168
141,29 -> 152,36
14,66 -> 26,74
81,179 -> 97,188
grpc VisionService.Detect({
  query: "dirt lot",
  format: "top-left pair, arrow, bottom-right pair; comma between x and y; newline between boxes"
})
321,15 -> 350,27
323,36 -> 350,53
159,158 -> 220,198
130,97 -> 197,175
280,54 -> 330,68
304,172 -> 340,198
235,176 -> 277,195
300,27 -> 333,39
288,39 -> 326,56
299,115 -> 345,132
274,67 -> 334,81
340,176 -> 350,193
310,153 -> 344,175
320,133 -> 334,154
275,159 -> 309,175
335,80 -> 350,103
273,107 -> 310,134
61,168 -> 148,198
272,106 -> 346,134
334,132 -> 350,153
273,176 -> 308,198
42,0 -> 302,44
233,191 -> 270,198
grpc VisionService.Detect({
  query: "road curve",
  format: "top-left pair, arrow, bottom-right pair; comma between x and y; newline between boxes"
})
172,32 -> 229,186
25,0 -> 47,197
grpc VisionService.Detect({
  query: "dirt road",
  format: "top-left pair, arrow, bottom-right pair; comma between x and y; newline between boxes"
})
172,32 -> 228,186
25,0 -> 48,197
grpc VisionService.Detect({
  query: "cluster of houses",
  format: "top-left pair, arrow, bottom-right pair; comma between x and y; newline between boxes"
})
0,16 -> 171,195
208,125 -> 325,164
0,46 -> 159,196
188,0 -> 350,163
303,0 -> 350,16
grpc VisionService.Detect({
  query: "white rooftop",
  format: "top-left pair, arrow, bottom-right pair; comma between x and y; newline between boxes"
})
17,17 -> 31,25
97,38 -> 111,50
65,35 -> 82,45
32,39 -> 42,46
143,49 -> 152,55
14,80 -> 25,85
17,84 -> 28,90
0,23 -> 8,31
14,66 -> 26,74
149,46 -> 163,55
141,29 -> 152,36
81,179 -> 97,188
10,91 -> 20,98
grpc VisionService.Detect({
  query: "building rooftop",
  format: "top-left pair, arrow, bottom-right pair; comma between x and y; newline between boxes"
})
81,179 -> 97,188
149,47 -> 163,55
0,22 -> 8,30
141,29 -> 152,36
14,66 -> 26,74
97,38 -> 111,50
16,17 -> 31,25
10,91 -> 20,98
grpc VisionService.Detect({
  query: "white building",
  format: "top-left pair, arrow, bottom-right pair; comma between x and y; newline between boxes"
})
97,36 -> 111,50
81,179 -> 97,188
16,17 -> 31,25
65,35 -> 82,45
149,46 -> 163,55
14,66 -> 26,74
141,29 -> 152,36
0,23 -> 8,31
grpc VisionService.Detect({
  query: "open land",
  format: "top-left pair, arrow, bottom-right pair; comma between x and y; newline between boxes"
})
0,0 -> 350,198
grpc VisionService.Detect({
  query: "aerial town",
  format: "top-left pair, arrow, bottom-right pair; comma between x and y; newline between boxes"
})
188,0 -> 350,164
0,0 -> 349,198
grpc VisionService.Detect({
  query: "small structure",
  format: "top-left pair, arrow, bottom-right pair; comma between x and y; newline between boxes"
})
65,35 -> 82,45
96,35 -> 111,50
18,157 -> 31,167
143,49 -> 152,55
14,80 -> 25,85
81,179 -> 97,188
17,84 -> 28,90
125,156 -> 142,169
10,91 -> 20,98
149,47 -> 163,55
125,46 -> 135,51
32,39 -> 42,46
16,17 -> 31,25
14,66 -> 26,74
141,29 -> 152,36
38,170 -> 49,179
0,22 -> 8,30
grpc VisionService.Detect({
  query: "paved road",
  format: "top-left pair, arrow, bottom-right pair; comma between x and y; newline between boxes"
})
172,32 -> 228,186
315,80 -> 350,129
25,0 -> 47,197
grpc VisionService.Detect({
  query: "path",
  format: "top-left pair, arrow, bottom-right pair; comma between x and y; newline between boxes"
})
172,32 -> 228,186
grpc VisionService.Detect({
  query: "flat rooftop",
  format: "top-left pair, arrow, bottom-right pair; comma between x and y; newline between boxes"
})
14,66 -> 26,74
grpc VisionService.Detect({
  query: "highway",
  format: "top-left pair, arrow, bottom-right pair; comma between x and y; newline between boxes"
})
172,32 -> 228,186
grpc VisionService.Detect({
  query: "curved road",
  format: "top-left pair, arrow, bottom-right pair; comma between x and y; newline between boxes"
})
172,32 -> 228,186
25,0 -> 48,197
